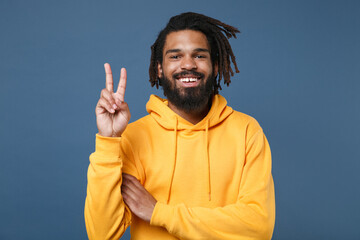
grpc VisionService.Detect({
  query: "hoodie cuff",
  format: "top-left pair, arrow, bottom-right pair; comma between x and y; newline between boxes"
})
150,202 -> 174,231
95,134 -> 122,157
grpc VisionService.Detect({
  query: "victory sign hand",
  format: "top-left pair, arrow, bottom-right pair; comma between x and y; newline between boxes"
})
95,63 -> 131,137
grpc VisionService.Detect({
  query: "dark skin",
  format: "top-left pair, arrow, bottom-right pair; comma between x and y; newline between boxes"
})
121,174 -> 157,222
158,30 -> 218,124
97,30 -> 216,222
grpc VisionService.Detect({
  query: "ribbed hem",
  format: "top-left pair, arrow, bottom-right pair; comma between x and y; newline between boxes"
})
95,134 -> 122,157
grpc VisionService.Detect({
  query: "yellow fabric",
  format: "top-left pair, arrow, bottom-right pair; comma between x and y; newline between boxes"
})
85,94 -> 275,240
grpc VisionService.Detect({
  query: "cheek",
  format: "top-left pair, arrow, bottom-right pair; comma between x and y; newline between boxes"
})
200,62 -> 213,75
163,64 -> 178,77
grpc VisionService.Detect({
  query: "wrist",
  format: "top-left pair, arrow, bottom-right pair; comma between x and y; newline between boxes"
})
98,130 -> 122,138
111,132 -> 122,138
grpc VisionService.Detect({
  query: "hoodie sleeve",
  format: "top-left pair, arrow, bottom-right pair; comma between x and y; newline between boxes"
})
150,129 -> 275,240
84,134 -> 137,240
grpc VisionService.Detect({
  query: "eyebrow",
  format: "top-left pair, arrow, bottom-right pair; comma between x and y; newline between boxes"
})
194,48 -> 210,53
165,48 -> 210,55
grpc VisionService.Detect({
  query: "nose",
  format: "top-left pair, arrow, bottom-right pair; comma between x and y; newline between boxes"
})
180,55 -> 197,70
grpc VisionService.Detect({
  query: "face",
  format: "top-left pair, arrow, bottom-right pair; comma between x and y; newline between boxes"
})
158,30 -> 218,112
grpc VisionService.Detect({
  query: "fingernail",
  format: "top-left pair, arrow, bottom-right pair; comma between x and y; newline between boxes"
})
110,109 -> 115,113
113,104 -> 117,109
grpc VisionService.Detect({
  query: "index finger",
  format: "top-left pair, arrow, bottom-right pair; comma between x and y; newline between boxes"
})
104,63 -> 114,92
116,68 -> 127,102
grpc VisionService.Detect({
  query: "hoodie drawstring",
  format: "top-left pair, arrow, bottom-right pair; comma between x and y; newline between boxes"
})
167,117 -> 178,204
204,119 -> 211,201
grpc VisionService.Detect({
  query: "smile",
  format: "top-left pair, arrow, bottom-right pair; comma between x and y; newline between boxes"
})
179,77 -> 199,83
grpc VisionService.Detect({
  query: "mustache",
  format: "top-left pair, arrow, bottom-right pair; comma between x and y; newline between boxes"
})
173,70 -> 204,79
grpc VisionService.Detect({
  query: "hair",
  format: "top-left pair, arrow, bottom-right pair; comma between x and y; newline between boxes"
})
149,12 -> 240,94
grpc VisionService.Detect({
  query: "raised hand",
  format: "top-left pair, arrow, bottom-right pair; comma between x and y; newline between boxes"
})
95,63 -> 131,137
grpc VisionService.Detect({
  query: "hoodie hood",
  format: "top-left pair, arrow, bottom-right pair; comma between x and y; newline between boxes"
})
146,94 -> 233,130
146,94 -> 233,203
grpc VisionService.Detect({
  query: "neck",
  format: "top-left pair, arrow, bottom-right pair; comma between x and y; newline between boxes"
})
168,99 -> 211,125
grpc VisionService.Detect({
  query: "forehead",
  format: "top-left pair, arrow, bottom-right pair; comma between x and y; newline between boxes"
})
163,30 -> 210,53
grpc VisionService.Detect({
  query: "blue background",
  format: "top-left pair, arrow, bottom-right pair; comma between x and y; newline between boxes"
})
1,0 -> 359,239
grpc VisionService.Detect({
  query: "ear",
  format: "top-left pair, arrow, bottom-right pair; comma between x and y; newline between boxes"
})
157,62 -> 163,78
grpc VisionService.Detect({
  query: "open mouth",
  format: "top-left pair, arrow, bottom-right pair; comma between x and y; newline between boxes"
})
178,77 -> 201,83
174,71 -> 204,85
176,75 -> 202,87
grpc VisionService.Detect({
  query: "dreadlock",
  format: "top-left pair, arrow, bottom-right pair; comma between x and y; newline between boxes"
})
149,12 -> 240,94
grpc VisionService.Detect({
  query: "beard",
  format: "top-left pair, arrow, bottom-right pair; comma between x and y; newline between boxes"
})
160,70 -> 215,112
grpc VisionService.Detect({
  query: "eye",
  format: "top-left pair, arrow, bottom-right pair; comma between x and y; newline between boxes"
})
169,55 -> 180,59
195,55 -> 206,59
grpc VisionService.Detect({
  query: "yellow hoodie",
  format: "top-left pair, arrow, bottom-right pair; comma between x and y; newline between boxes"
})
85,94 -> 275,240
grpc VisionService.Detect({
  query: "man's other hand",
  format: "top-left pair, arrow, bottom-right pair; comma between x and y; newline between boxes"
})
121,174 -> 157,223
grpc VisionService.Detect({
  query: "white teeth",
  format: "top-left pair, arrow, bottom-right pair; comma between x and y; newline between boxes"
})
179,78 -> 198,83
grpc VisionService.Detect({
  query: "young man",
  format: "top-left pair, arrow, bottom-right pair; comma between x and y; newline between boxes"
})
85,12 -> 275,240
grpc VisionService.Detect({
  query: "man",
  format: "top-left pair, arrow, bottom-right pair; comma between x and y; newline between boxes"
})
85,12 -> 275,240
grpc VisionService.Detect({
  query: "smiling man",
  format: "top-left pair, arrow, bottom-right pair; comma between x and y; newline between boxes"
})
160,30 -> 215,115
85,12 -> 275,240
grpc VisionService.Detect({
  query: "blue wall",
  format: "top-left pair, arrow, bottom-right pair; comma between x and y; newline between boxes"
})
1,0 -> 359,239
